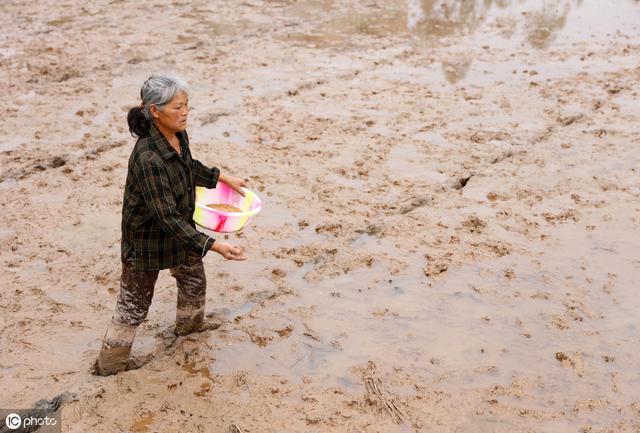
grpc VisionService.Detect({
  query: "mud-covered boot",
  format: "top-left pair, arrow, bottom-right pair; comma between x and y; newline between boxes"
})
175,292 -> 206,336
94,320 -> 138,376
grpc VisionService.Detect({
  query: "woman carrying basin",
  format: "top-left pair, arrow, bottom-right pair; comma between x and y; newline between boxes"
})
94,72 -> 247,376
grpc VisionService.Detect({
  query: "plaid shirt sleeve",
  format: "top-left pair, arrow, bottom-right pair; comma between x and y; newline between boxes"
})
136,153 -> 215,257
192,159 -> 220,188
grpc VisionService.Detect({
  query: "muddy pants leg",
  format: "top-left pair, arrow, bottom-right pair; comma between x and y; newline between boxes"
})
95,260 -> 158,376
170,254 -> 207,336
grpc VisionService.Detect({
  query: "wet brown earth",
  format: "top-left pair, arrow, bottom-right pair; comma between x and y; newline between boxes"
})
1,0 -> 639,432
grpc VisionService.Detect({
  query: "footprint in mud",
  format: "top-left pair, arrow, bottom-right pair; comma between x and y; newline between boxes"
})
158,311 -> 226,353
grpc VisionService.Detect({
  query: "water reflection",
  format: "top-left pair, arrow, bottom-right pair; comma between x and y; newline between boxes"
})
524,1 -> 573,48
408,0 -> 487,34
441,54 -> 473,83
407,0 -> 578,45
286,0 -> 638,83
406,0 -> 584,82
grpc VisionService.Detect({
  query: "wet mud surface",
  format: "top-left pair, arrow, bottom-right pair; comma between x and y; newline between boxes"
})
1,0 -> 639,432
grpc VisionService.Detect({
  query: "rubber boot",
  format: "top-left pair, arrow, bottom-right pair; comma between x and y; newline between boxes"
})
175,292 -> 206,336
94,320 -> 138,376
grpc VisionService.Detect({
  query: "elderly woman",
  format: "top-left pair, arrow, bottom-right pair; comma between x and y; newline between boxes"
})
94,72 -> 247,376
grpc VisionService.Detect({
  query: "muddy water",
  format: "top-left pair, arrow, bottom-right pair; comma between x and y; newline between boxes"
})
208,221 -> 640,430
214,222 -> 639,368
282,0 -> 640,83
201,0 -> 640,430
298,0 -> 640,46
1,0 -> 639,430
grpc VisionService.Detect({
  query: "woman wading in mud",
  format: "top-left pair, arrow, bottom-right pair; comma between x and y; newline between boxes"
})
94,72 -> 247,376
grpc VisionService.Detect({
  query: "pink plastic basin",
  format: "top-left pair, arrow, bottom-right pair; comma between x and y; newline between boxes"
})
193,183 -> 262,233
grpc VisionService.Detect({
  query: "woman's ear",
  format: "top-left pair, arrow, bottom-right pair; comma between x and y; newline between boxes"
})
149,105 -> 160,120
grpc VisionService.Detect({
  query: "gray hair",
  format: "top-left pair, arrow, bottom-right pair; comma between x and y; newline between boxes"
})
140,72 -> 190,120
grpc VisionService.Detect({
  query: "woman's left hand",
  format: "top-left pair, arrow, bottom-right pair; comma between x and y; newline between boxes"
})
219,173 -> 247,196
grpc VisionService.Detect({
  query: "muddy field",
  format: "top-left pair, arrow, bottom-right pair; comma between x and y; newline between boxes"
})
1,0 -> 639,432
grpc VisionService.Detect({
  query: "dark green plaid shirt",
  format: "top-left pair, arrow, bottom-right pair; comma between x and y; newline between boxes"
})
121,123 -> 219,270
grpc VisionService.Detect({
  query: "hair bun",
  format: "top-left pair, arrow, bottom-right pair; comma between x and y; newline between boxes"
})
127,106 -> 150,138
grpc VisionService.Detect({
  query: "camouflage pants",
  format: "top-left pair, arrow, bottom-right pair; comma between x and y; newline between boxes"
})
113,253 -> 207,329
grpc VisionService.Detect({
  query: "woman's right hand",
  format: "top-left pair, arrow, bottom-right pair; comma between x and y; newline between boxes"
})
212,241 -> 247,261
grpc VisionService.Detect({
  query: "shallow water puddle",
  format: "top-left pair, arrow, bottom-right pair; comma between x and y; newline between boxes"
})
387,141 -> 449,183
55,210 -> 120,254
0,135 -> 27,152
0,227 -> 15,240
281,0 -> 639,84
210,236 -> 429,386
209,213 -> 640,427
292,0 -> 640,45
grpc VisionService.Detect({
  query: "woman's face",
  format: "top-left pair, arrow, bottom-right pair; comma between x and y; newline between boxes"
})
152,91 -> 189,134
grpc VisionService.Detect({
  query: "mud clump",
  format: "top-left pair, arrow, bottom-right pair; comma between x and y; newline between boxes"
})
424,255 -> 449,277
398,194 -> 434,214
461,215 -> 488,234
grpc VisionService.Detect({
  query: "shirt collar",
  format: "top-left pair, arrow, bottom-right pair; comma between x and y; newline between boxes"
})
149,123 -> 187,160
